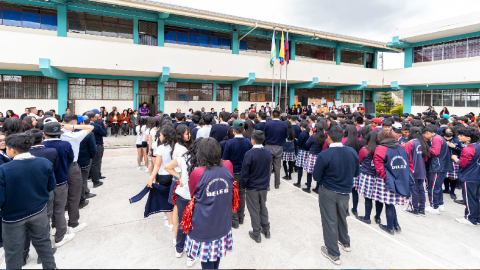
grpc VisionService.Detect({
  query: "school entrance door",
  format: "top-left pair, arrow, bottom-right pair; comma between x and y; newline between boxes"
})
137,94 -> 160,116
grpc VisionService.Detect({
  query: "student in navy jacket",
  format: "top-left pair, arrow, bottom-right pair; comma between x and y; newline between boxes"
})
282,121 -> 296,180
241,131 -> 272,243
254,112 -> 267,131
90,113 -> 107,186
451,127 -> 480,226
398,123 -> 411,145
0,134 -> 57,269
264,110 -> 288,189
78,119 -> 97,208
294,121 -> 310,188
302,121 -> 328,194
342,125 -> 362,215
210,112 -> 231,143
441,127 -> 463,200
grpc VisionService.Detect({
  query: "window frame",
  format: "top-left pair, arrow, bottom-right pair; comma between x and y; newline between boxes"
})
413,36 -> 480,63
216,84 -> 232,101
411,89 -> 480,107
340,90 -> 363,103
238,85 -> 273,102
295,43 -> 335,61
164,82 -> 214,101
68,78 -> 134,100
164,25 -> 231,50
67,11 -> 133,39
0,2 -> 57,30
0,75 -> 58,99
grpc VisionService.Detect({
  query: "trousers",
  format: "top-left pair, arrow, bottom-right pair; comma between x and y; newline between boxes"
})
51,184 -> 68,243
91,145 -> 104,184
232,174 -> 246,226
409,179 -> 426,212
463,181 -> 480,225
265,145 -> 283,187
175,196 -> 189,253
67,162 -> 83,228
24,191 -> 54,260
80,163 -> 91,202
246,189 -> 270,237
427,172 -> 446,209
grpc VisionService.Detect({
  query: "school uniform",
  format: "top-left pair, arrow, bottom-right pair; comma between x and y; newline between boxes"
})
341,137 -> 363,213
210,122 -> 231,143
427,134 -> 453,210
458,143 -> 480,225
255,120 -> 266,131
304,135 -> 322,190
241,145 -> 272,238
78,132 -> 97,203
91,120 -> 107,184
404,139 -> 427,214
282,139 -> 296,178
444,137 -> 462,198
265,119 -> 288,188
295,130 -> 309,174
398,135 -> 408,144
356,147 -> 384,222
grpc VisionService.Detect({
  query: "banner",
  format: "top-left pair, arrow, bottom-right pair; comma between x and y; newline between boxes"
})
334,99 -> 342,107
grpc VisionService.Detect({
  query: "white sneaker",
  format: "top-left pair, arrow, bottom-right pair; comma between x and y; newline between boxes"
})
68,223 -> 87,234
65,213 -> 69,221
438,205 -> 445,212
173,238 -> 176,246
55,233 -> 75,247
137,166 -> 142,170
50,228 -> 56,236
175,248 -> 183,258
164,213 -> 168,220
145,168 -> 149,173
141,161 -> 144,166
425,206 -> 440,215
186,257 -> 198,268
455,217 -> 476,226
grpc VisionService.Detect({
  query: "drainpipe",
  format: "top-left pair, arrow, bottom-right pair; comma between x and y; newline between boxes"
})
239,22 -> 258,41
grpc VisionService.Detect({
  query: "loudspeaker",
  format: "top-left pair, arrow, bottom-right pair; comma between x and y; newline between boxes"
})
301,96 -> 308,106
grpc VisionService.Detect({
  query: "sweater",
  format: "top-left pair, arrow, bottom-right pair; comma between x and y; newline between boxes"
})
210,123 -> 231,143
306,135 -> 322,155
30,145 -> 58,172
255,121 -> 266,131
297,130 -> 310,151
92,121 -> 107,145
78,132 -> 97,168
264,119 -> 288,146
222,136 -> 252,174
42,139 -> 75,186
459,144 -> 480,183
0,157 -> 56,223
241,146 -> 271,191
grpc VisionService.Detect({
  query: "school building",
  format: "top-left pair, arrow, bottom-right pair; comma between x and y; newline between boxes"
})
0,0 -> 479,116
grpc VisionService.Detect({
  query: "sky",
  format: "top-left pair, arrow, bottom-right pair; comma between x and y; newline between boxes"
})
154,0 -> 480,69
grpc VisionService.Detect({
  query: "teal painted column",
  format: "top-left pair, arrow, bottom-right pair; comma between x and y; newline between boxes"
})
372,91 -> 377,117
275,86 -> 279,105
158,82 -> 165,112
335,89 -> 341,99
57,4 -> 67,37
363,52 -> 367,68
404,47 -> 413,68
290,41 -> 296,60
232,32 -> 239,55
403,88 -> 412,114
58,79 -> 68,115
133,79 -> 139,110
232,85 -> 239,112
158,19 -> 165,47
289,87 -> 295,107
213,83 -> 217,101
362,89 -> 366,106
335,46 -> 341,65
373,50 -> 378,69
133,18 -> 139,44
276,38 -> 280,57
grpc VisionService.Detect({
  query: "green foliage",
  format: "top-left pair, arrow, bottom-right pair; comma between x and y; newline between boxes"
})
376,102 -> 385,115
378,92 -> 395,112
390,105 -> 403,115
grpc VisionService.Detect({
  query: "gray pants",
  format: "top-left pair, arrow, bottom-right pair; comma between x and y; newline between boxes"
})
246,189 -> 270,237
91,144 -> 104,184
2,209 -> 56,269
24,191 -> 54,260
52,184 -> 68,243
80,163 -> 91,202
318,185 -> 350,257
67,162 -> 82,228
265,145 -> 283,187
232,174 -> 246,226
121,123 -> 130,134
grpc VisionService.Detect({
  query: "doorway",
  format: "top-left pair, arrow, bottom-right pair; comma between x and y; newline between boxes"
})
137,94 -> 160,116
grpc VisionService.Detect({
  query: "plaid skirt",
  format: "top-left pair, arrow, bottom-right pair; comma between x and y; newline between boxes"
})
296,150 -> 309,168
282,152 -> 296,162
446,162 -> 459,179
371,177 -> 408,205
356,173 -> 376,199
184,230 -> 233,263
352,176 -> 360,190
304,154 -> 318,174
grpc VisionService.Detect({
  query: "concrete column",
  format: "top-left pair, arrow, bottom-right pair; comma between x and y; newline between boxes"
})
335,45 -> 341,65
158,82 -> 165,112
404,47 -> 413,68
373,50 -> 378,69
232,32 -> 239,55
289,87 -> 295,107
403,88 -> 412,114
362,89 -> 366,107
290,40 -> 296,60
232,85 -> 239,112
335,89 -> 341,99
133,79 -> 139,110
363,52 -> 367,68
157,19 -> 165,47
213,83 -> 217,101
57,4 -> 67,37
274,86 -> 279,106
58,79 -> 68,115
133,18 -> 139,44
372,91 -> 377,117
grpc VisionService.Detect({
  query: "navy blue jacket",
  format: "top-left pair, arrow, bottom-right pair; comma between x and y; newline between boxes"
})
241,147 -> 272,191
292,124 -> 301,139
0,151 -> 11,166
445,137 -> 462,157
222,136 -> 252,174
297,131 -> 310,151
437,126 -> 447,135
78,132 -> 97,168
30,145 -> 58,172
210,123 -> 231,143
189,121 -> 197,130
93,120 -> 107,145
255,121 -> 266,131
264,119 -> 288,146
306,135 -> 322,155
283,140 -> 295,153
0,157 -> 56,223
42,139 -> 74,186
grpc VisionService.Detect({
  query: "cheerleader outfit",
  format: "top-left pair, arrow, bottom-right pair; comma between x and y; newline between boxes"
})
303,134 -> 322,192
444,137 -> 462,199
282,139 -> 296,179
294,130 -> 309,187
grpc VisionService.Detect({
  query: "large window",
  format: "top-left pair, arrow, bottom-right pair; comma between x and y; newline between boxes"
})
239,36 -> 271,54
413,36 -> 480,63
68,78 -> 133,100
411,89 -> 480,107
238,86 -> 273,102
164,82 -> 213,101
67,11 -> 133,39
216,84 -> 232,101
0,75 -> 57,99
139,81 -> 157,95
295,88 -> 335,99
341,90 -> 363,103
296,43 -> 335,61
341,50 -> 363,65
0,2 -> 57,30
164,25 -> 231,50
365,53 -> 374,68
139,20 -> 157,46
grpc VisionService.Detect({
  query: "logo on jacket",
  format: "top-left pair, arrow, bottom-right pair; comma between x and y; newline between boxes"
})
206,178 -> 229,197
390,156 -> 407,170
416,144 -> 422,155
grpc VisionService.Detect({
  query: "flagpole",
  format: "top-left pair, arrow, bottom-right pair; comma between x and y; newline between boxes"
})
285,61 -> 288,110
271,29 -> 275,104
279,63 -> 282,108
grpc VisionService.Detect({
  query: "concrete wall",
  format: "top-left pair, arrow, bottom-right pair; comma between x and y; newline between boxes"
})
0,99 -> 58,117
411,106 -> 479,116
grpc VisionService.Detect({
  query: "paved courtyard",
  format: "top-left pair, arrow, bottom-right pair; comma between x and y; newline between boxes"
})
1,141 -> 480,269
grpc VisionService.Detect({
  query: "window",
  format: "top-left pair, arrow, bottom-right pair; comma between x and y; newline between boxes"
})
238,85 -> 273,102
423,45 -> 432,62
468,37 -> 480,58
341,50 -> 363,65
164,82 -> 213,101
296,43 -> 335,61
413,36 -> 480,63
139,81 -> 157,95
216,84 -> 232,101
67,11 -> 133,39
453,89 -> 465,107
0,2 -> 57,30
295,88 -> 335,99
411,89 -> 480,107
239,36 -> 270,54
68,78 -> 133,100
365,90 -> 373,101
412,90 -> 422,106
139,20 -> 157,46
0,75 -> 57,99
340,90 -> 362,103
365,53 -> 374,68
413,47 -> 423,63
165,25 -> 231,50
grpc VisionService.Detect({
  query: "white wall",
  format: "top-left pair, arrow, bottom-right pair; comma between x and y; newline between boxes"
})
74,100 -> 134,115
237,101 -> 276,113
164,101 -> 232,114
0,99 -> 58,117
411,106 -> 479,116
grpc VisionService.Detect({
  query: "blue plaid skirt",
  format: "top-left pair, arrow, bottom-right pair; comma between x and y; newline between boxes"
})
184,230 -> 233,262
282,152 -> 296,161
356,173 -> 376,199
296,150 -> 309,168
372,176 -> 407,205
304,154 -> 318,174
446,162 -> 459,179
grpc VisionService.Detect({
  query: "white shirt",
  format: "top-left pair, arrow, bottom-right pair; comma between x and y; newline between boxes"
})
174,155 -> 192,200
196,125 -> 212,138
28,113 -> 41,119
150,128 -> 158,155
312,105 -> 317,112
60,129 -> 87,162
144,128 -> 151,142
329,142 -> 343,148
172,143 -> 188,172
156,144 -> 172,175
135,126 -> 146,145
351,107 -> 357,113
13,153 -> 35,160
252,144 -> 263,149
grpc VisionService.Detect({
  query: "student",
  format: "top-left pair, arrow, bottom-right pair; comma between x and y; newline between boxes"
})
90,113 -> 107,186
146,117 -> 158,174
190,116 -> 202,140
241,130 -> 271,243
282,121 -> 296,180
313,125 -> 360,265
342,125 -> 361,215
0,134 -> 57,269
398,123 -> 411,145
303,121 -> 328,193
78,116 -> 97,208
136,117 -> 148,171
210,112 -> 231,143
442,127 -> 462,200
264,110 -> 288,189
451,127 -> 480,226
254,112 -> 267,131
370,118 -> 381,131
196,114 -> 214,139
222,120 -> 252,228
403,127 -> 430,217
294,121 -> 310,188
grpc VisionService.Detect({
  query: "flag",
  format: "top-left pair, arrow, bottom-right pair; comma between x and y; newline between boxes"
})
285,31 -> 289,64
270,30 -> 276,68
279,31 -> 285,66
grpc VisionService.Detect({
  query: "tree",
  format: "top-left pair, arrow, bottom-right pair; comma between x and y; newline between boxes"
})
378,92 -> 395,112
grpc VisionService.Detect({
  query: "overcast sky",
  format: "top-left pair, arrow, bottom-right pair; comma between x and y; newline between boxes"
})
155,0 -> 480,69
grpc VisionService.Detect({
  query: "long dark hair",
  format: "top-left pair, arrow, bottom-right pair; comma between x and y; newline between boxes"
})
243,120 -> 254,139
146,117 -> 156,130
361,125 -> 372,146
344,125 -> 360,153
2,118 -> 24,136
409,127 -> 430,158
285,120 -> 295,141
171,124 -> 192,157
300,120 -> 310,133
6,110 -> 15,118
315,120 -> 327,148
196,137 -> 223,170
159,125 -> 175,158
186,138 -> 203,177
365,131 -> 378,157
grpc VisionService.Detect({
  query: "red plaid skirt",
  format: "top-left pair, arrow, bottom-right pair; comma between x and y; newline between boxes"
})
356,173 -> 376,199
304,154 -> 318,174
296,150 -> 309,168
446,162 -> 459,179
371,177 -> 408,205
184,230 -> 233,263
282,152 -> 296,162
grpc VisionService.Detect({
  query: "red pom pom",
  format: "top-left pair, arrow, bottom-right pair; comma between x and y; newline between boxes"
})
171,180 -> 181,205
180,198 -> 195,234
232,181 -> 240,213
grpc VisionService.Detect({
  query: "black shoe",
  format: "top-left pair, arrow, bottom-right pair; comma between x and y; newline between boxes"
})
38,247 -> 56,264
282,176 -> 289,180
261,229 -> 271,239
100,176 -> 106,179
239,218 -> 244,225
394,225 -> 402,232
379,224 -> 395,235
0,242 -> 3,248
404,209 -> 419,216
312,189 -> 319,194
450,194 -> 457,200
374,217 -> 381,224
23,254 -> 29,267
442,189 -> 450,194
249,231 -> 261,243
351,209 -> 358,217
418,210 -> 426,216
356,216 -> 371,224
302,188 -> 311,193
78,200 -> 89,209
454,199 -> 466,205
232,222 -> 239,229
86,193 -> 97,199
293,183 -> 301,188
93,181 -> 104,188
275,185 -> 279,189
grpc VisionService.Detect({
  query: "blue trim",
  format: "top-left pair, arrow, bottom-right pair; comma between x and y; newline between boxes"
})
335,89 -> 340,99
411,83 -> 480,90
362,89 -> 365,106
336,81 -> 367,91
133,18 -> 139,44
158,12 -> 170,19
404,47 -> 413,68
58,79 -> 68,116
411,31 -> 480,47
165,17 -> 231,33
232,32 -> 239,55
158,19 -> 165,47
213,83 -> 217,101
335,45 -> 341,65
133,79 -> 139,110
391,81 -> 411,91
57,4 -> 67,37
290,40 -> 296,61
363,52 -> 367,67
232,86 -> 238,112
0,69 -> 43,76
39,58 -> 67,80
66,3 -> 157,21
168,78 -> 232,84
373,50 -> 378,69
158,82 -> 165,112
233,73 -> 255,87
387,36 -> 411,49
372,90 -> 377,117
